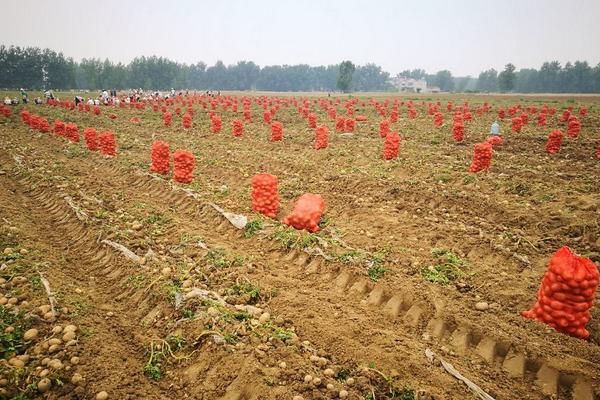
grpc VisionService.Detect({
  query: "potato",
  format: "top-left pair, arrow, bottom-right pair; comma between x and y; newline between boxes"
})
96,391 -> 109,400
37,378 -> 52,392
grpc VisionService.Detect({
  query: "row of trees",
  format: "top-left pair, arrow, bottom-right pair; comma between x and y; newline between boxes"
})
1,45 -> 599,92
0,45 -> 392,92
478,61 -> 600,93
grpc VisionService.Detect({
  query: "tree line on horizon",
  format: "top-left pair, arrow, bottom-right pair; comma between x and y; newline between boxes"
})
1,45 -> 600,93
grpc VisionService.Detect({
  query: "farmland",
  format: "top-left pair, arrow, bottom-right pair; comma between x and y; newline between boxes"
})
0,91 -> 599,400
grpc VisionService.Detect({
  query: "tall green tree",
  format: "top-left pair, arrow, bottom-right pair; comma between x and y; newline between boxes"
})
498,63 -> 516,92
434,70 -> 454,91
336,60 -> 355,93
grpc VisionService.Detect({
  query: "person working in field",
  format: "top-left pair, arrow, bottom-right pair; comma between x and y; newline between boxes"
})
21,89 -> 28,104
490,121 -> 500,136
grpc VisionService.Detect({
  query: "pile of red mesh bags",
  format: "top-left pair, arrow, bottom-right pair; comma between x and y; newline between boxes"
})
511,117 -> 523,133
150,140 -> 170,174
210,114 -> 222,133
314,126 -> 328,149
65,123 -> 80,142
251,173 -> 279,218
99,131 -> 116,156
232,119 -> 244,137
379,120 -> 390,138
84,128 -> 98,151
163,112 -> 172,126
172,150 -> 195,183
546,129 -> 563,154
283,193 -> 325,233
53,120 -> 65,136
469,142 -> 493,172
567,116 -> 581,138
271,121 -> 283,142
383,131 -> 400,160
522,246 -> 599,340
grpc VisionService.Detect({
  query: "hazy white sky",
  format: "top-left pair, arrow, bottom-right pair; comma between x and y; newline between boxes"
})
3,0 -> 599,76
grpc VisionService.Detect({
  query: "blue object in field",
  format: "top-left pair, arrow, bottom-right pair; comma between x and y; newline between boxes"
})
490,121 -> 500,135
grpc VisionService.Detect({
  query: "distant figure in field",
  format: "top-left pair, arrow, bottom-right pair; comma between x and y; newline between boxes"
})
3,97 -> 11,105
87,98 -> 94,106
34,97 -> 43,105
490,121 -> 500,136
44,90 -> 54,102
21,89 -> 28,104
74,95 -> 84,105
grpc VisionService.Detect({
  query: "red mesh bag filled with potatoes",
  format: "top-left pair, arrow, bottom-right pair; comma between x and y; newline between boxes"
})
283,193 -> 325,233
561,110 -> 570,122
345,118 -> 355,132
408,108 -> 417,119
232,119 -> 244,137
93,105 -> 101,116
579,107 -> 588,117
182,113 -> 192,129
469,142 -> 493,172
150,140 -> 170,174
335,117 -> 345,132
308,113 -> 317,128
172,150 -> 195,184
210,114 -> 222,133
99,131 -> 116,156
511,117 -> 523,133
379,120 -> 390,138
383,131 -> 400,160
271,121 -> 283,142
546,129 -> 563,154
434,112 -> 443,127
163,112 -> 172,126
65,123 -> 80,142
567,116 -> 581,138
251,173 -> 279,218
452,119 -> 465,142
39,117 -> 50,133
537,113 -> 547,126
486,135 -> 503,146
263,111 -> 271,124
20,110 -> 31,125
84,128 -> 98,151
314,126 -> 328,149
522,246 -> 599,339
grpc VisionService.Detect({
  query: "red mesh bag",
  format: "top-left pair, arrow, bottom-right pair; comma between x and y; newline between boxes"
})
522,246 -> 599,339
355,115 -> 367,122
93,106 -> 101,116
463,111 -> 472,121
390,110 -> 398,123
182,113 -> 192,129
567,116 -> 581,138
308,113 -> 317,128
327,107 -> 336,120
546,129 -> 563,154
84,128 -> 98,151
251,173 -> 279,218
263,111 -> 271,124
498,108 -> 506,120
511,117 -> 523,133
38,118 -> 50,133
283,193 -> 325,233
0,106 -> 10,118
345,118 -> 355,132
53,120 -> 65,136
150,140 -> 170,174
175,107 -> 182,116
172,150 -> 195,183
163,112 -> 172,126
469,142 -> 493,172
20,110 -> 31,125
560,110 -> 570,122
486,136 -> 503,146
65,123 -> 80,142
383,131 -> 400,160
130,116 -> 140,124
99,131 -> 116,156
232,119 -> 244,137
579,107 -> 588,117
520,112 -> 528,125
537,113 -> 547,126
315,126 -> 328,149
434,112 -> 443,127
210,114 -> 222,133
408,108 -> 417,119
335,117 -> 345,132
271,121 -> 283,142
452,118 -> 465,142
244,110 -> 251,123
596,139 -> 600,159
109,113 -> 117,120
379,120 -> 390,138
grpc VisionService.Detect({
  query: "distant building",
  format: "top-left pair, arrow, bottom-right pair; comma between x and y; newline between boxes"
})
391,76 -> 441,93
